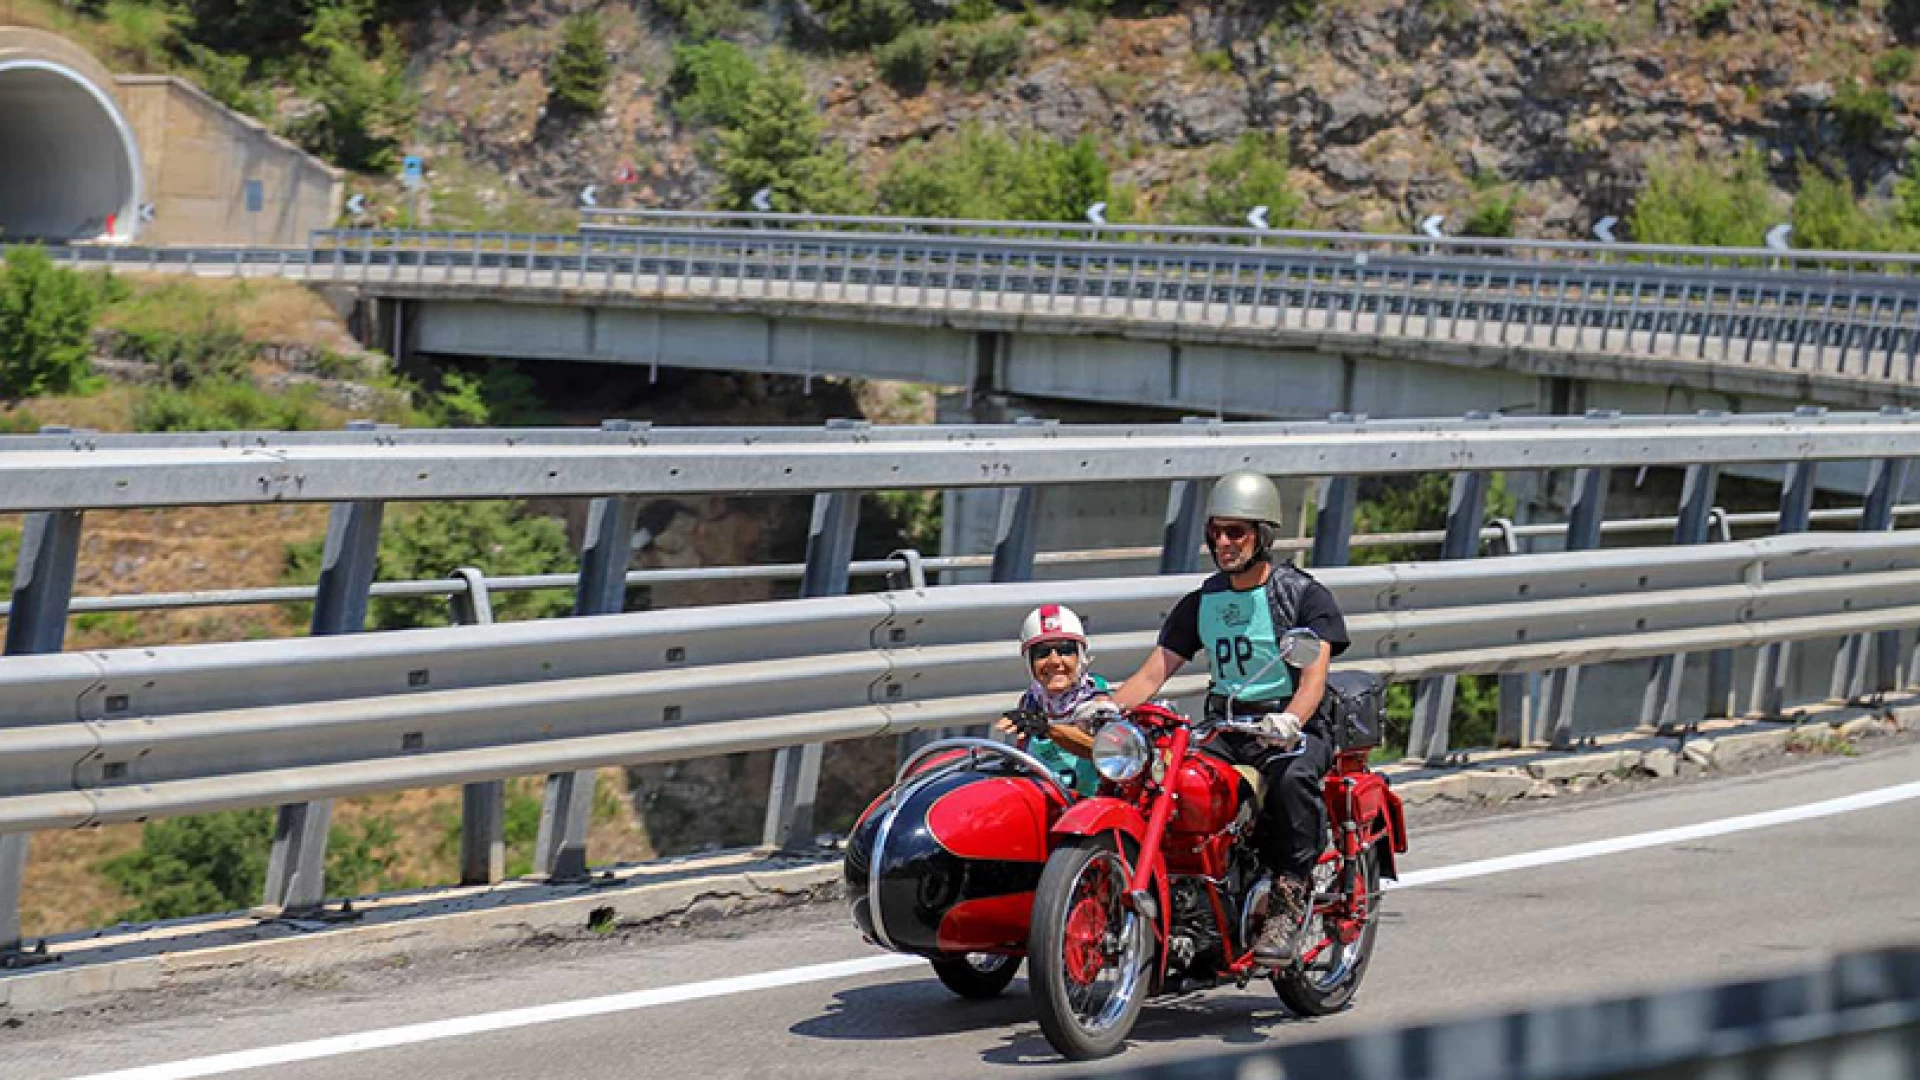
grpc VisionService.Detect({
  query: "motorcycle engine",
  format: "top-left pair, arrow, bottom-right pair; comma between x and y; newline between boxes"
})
1167,877 -> 1222,976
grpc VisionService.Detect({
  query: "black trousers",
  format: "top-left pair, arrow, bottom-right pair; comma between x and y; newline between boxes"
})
1214,730 -> 1333,881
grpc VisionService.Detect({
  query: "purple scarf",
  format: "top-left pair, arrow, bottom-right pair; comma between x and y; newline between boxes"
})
1022,673 -> 1104,725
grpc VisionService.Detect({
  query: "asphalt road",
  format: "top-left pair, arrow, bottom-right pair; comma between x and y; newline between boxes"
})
13,742 -> 1920,1080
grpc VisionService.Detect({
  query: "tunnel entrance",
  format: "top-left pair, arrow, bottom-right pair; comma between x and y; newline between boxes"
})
0,60 -> 141,243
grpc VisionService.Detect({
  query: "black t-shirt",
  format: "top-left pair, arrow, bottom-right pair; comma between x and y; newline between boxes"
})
1158,569 -> 1351,664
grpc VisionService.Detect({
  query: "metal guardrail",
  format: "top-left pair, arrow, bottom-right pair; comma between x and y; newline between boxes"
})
7,410 -> 1920,511
2,410 -> 1916,950
11,502 -> 1918,620
0,530 -> 1914,844
32,225 -> 1920,385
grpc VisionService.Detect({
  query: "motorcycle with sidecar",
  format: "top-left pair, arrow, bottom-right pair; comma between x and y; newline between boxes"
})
843,632 -> 1409,1059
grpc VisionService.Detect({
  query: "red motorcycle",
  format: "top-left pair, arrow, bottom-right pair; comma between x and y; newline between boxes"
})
845,634 -> 1408,1060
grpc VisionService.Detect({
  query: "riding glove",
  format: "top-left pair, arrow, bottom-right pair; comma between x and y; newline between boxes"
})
1258,711 -> 1304,750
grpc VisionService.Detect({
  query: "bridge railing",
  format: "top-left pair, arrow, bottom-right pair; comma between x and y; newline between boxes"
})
3,410 -> 1920,951
30,224 -> 1920,386
581,207 -> 1920,275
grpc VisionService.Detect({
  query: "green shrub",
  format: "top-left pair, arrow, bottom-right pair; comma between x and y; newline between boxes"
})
284,500 -> 576,630
101,810 -> 275,921
951,0 -> 999,21
876,28 -> 935,94
817,0 -> 914,47
178,41 -> 275,118
1056,9 -> 1096,45
1872,47 -> 1916,85
288,5 -> 415,171
714,54 -> 869,213
668,39 -> 762,127
653,0 -> 749,40
877,125 -> 1111,222
1163,131 -> 1301,228
133,379 -> 324,432
947,19 -> 1023,84
0,247 -> 117,399
1627,147 -> 1776,247
549,12 -> 611,118
1832,78 -> 1894,147
1896,147 -> 1920,239
1461,179 -> 1518,238
0,526 -> 19,591
1791,162 -> 1898,252
101,808 -> 412,921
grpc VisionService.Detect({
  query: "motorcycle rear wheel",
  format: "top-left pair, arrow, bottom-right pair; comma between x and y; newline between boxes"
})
932,953 -> 1021,999
1028,834 -> 1152,1060
1275,844 -> 1381,1016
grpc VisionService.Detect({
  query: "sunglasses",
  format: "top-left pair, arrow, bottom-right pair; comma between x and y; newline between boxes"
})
1206,521 -> 1255,543
1027,641 -> 1080,661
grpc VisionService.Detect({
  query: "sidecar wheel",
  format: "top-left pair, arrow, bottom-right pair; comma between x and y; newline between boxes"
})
1275,845 -> 1381,1016
932,953 -> 1021,999
1028,834 -> 1151,1060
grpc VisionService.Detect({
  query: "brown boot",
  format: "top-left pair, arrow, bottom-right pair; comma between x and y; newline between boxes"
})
1253,874 -> 1310,966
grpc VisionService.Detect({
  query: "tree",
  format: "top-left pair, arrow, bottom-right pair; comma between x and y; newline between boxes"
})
1790,162 -> 1891,253
289,3 -> 415,171
714,55 -> 868,213
549,12 -> 611,118
0,247 -> 116,400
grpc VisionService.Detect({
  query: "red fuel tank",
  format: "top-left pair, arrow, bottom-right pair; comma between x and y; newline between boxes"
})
1170,752 -> 1241,836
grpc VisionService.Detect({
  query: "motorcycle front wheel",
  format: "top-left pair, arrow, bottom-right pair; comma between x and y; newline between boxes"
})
1027,834 -> 1152,1060
1275,844 -> 1381,1016
931,953 -> 1021,999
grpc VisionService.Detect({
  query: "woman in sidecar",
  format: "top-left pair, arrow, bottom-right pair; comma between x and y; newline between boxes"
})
843,604 -> 1112,998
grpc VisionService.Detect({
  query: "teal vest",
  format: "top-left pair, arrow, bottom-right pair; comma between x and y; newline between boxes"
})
1198,584 -> 1295,704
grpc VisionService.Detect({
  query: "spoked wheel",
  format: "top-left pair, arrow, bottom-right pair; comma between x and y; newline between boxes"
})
1275,845 -> 1382,1016
1028,835 -> 1152,1060
931,953 -> 1022,999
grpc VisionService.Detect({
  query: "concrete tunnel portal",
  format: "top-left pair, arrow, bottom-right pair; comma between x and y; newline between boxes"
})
0,58 -> 142,243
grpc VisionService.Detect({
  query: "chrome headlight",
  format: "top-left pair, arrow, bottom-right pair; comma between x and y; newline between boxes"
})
1092,721 -> 1151,783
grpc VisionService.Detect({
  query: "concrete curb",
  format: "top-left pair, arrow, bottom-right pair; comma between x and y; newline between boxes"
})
0,855 -> 844,1014
1386,699 -> 1915,810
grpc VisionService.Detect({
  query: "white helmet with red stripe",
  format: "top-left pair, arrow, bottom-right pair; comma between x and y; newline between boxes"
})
1020,604 -> 1088,656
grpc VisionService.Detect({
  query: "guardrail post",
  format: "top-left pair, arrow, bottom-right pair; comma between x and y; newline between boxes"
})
1640,461 -> 1720,734
264,487 -> 384,913
1833,443 -> 1911,702
1538,464 -> 1611,748
535,491 -> 639,883
448,567 -> 505,886
1160,418 -> 1220,574
1,505 -> 84,959
1407,469 -> 1490,764
1309,472 -> 1358,570
990,486 -> 1040,583
764,487 -> 861,851
1754,457 -> 1818,717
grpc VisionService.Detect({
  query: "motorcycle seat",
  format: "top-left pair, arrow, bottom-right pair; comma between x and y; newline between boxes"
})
1233,764 -> 1266,809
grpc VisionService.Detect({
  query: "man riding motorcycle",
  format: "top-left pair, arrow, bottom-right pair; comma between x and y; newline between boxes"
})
1111,471 -> 1350,967
993,604 -> 1112,797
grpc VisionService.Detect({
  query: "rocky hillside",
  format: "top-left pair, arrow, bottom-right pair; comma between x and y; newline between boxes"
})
392,0 -> 1920,238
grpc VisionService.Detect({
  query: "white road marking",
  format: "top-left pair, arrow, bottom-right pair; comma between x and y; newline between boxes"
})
65,777 -> 1920,1080
1386,777 -> 1920,890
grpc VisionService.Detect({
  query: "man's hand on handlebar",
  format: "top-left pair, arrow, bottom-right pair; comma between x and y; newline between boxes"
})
1213,711 -> 1304,750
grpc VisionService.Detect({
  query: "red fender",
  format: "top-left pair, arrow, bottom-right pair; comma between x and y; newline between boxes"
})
1049,796 -> 1173,986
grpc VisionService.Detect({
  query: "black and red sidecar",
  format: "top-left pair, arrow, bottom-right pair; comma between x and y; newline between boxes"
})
843,738 -> 1076,996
